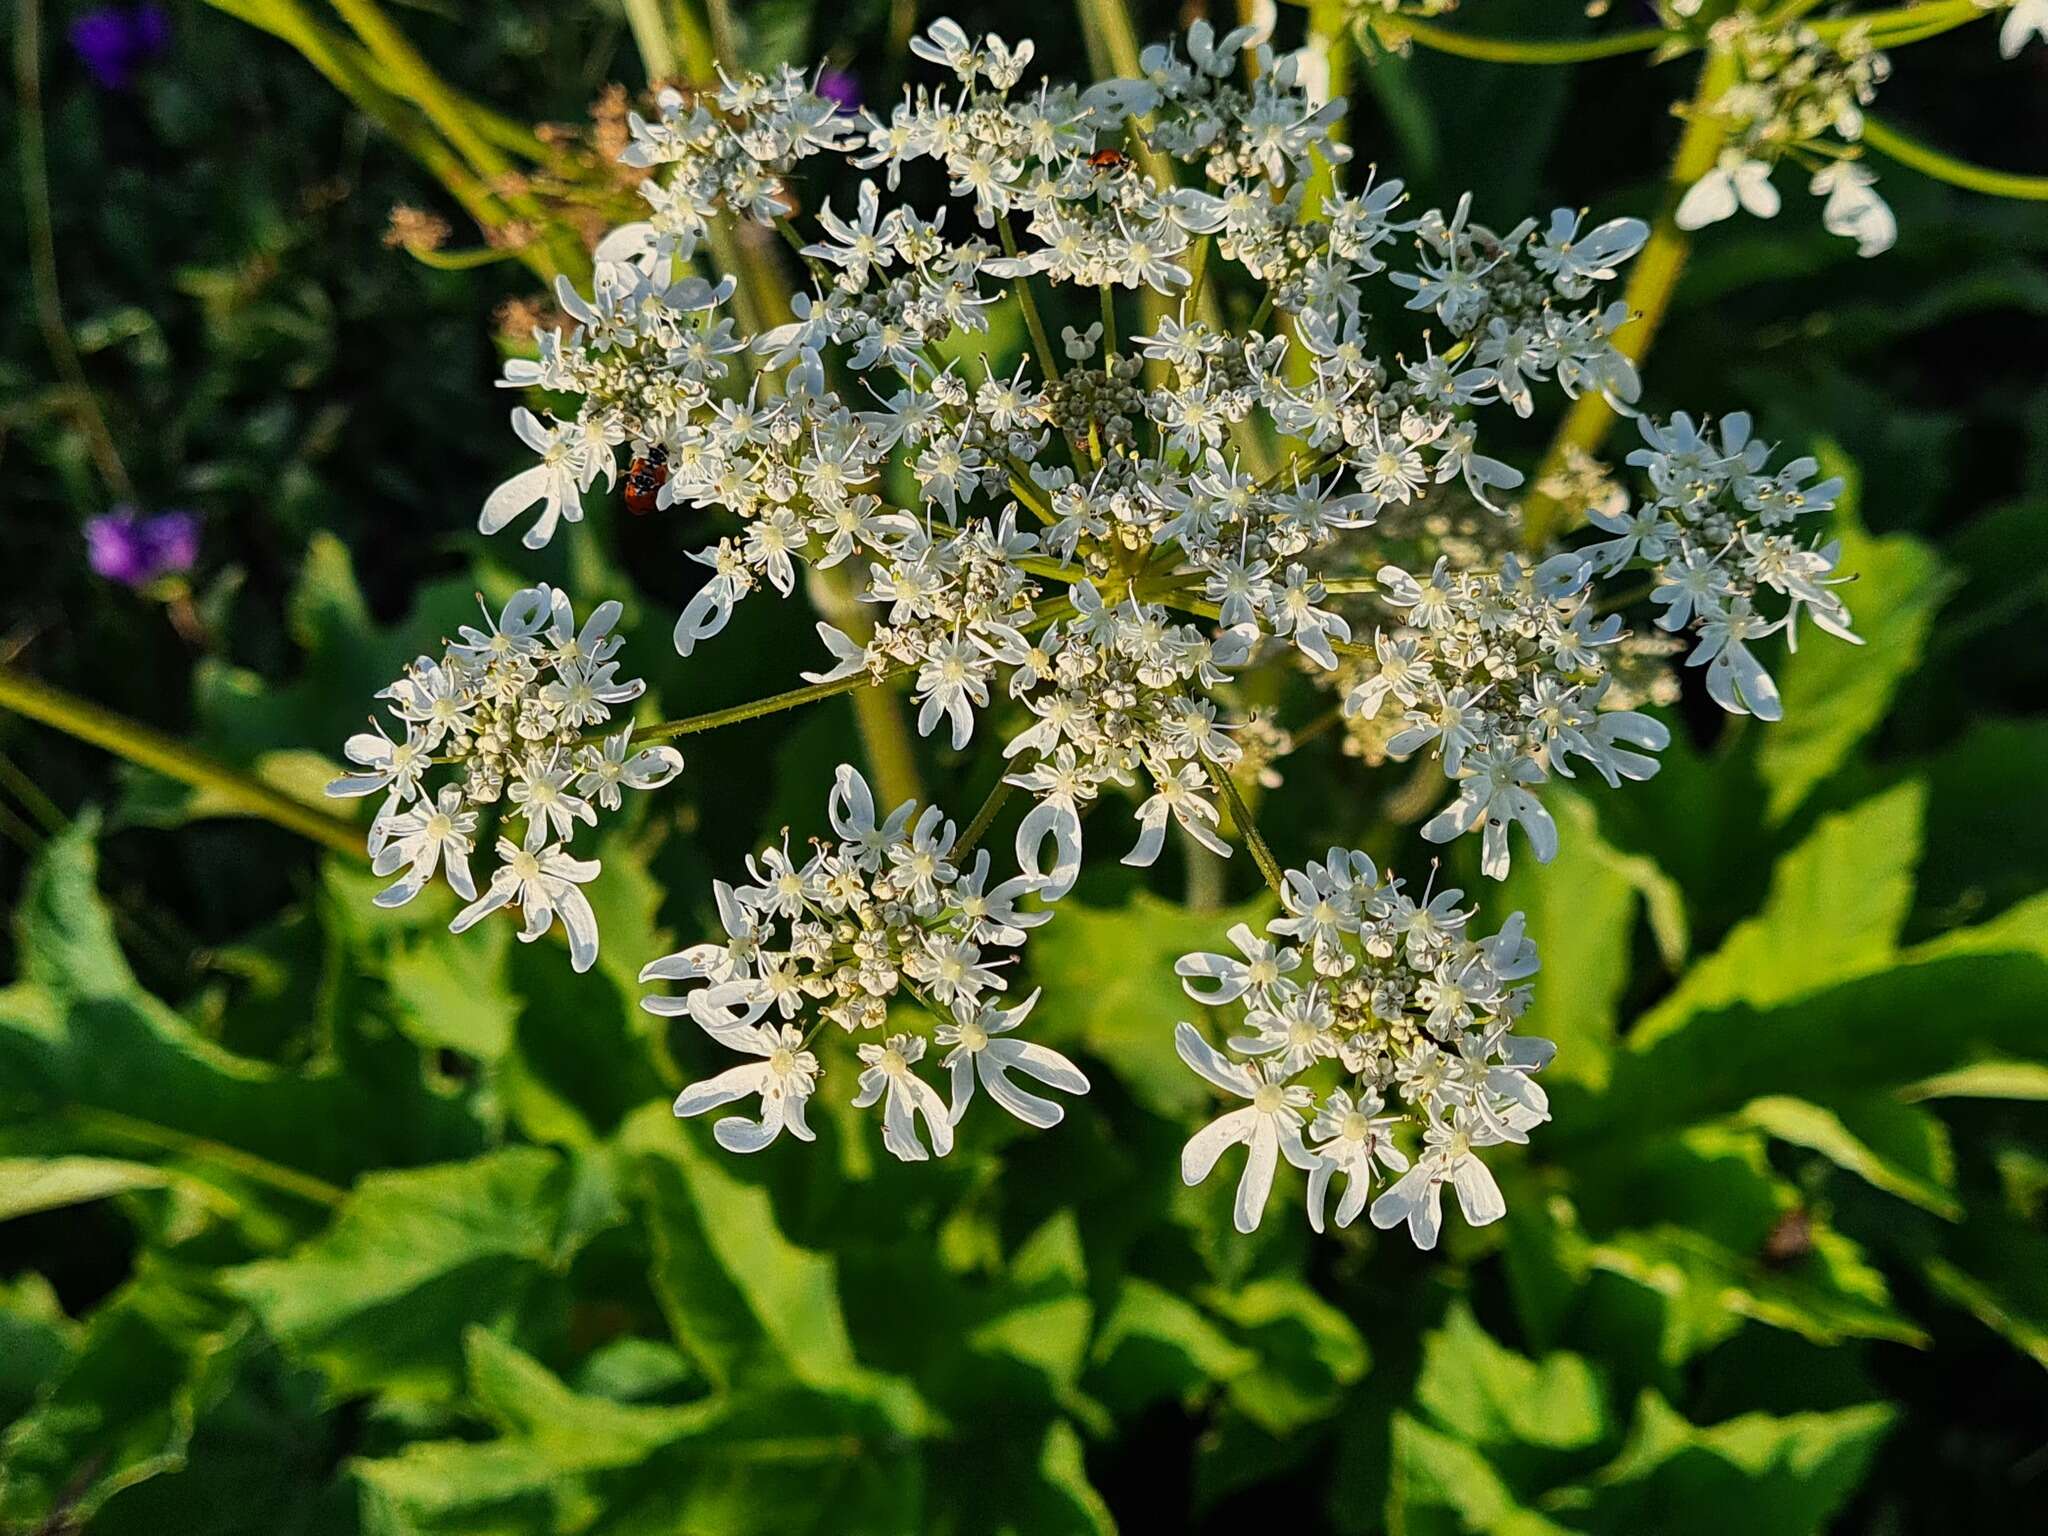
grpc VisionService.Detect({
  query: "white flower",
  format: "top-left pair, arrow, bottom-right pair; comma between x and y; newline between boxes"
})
1175,1023 -> 1316,1234
368,786 -> 478,908
1369,1111 -> 1509,1251
853,1033 -> 956,1161
2002,0 -> 2048,59
576,731 -> 685,812
480,407 -> 589,549
1305,1087 -> 1409,1234
1175,921 -> 1301,1008
1423,747 -> 1558,880
673,1023 -> 820,1152
452,837 -> 603,973
1810,161 -> 1896,257
938,990 -> 1091,1129
1675,151 -> 1781,230
325,720 -> 428,805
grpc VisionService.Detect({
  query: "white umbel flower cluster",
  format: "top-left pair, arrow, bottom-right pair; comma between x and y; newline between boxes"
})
324,585 -> 681,970
317,17 -> 1885,1236
1674,13 -> 1897,255
1572,412 -> 1857,721
1176,849 -> 1549,1245
476,18 -> 1743,886
646,765 -> 1088,1160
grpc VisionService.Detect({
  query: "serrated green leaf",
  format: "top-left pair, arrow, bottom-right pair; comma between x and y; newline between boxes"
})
1739,1096 -> 1959,1218
1,825 -> 483,1213
1202,1276 -> 1368,1435
1089,1276 -> 1256,1412
1414,1303 -> 1611,1456
0,1273 -> 245,1528
1631,781 -> 1924,1048
222,1148 -> 599,1398
1564,1391 -> 1894,1536
619,1104 -> 927,1435
1388,1412 -> 1588,1536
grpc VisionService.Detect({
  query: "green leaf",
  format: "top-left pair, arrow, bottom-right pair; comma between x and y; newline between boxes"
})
1630,781 -> 1925,1048
1919,1212 -> 2048,1372
0,1275 -> 75,1426
1754,460 -> 1952,824
619,1104 -> 927,1434
0,1272 -> 245,1528
1028,890 -> 1271,1118
1569,900 -> 2048,1146
1414,1303 -> 1611,1457
1388,1412 -> 1589,1536
0,1155 -> 180,1221
1500,791 -> 1684,1089
222,1148 -> 599,1398
1089,1276 -> 1256,1413
1563,1392 -> 1894,1536
354,1333 -> 924,1536
1585,1225 -> 1924,1361
385,922 -> 517,1063
1201,1276 -> 1368,1435
1902,1060 -> 2048,1101
966,1212 -> 1095,1395
1,824 -> 483,1210
1739,1096 -> 1960,1218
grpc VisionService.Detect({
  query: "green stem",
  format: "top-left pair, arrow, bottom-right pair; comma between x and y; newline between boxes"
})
953,778 -> 1014,858
0,666 -> 364,856
1376,14 -> 1668,66
1861,117 -> 2048,202
324,0 -> 586,282
67,1106 -> 345,1208
632,665 -> 911,745
1202,757 -> 1287,901
998,216 -> 1061,383
208,0 -> 554,279
1522,45 -> 1738,548
16,0 -> 135,502
1812,1 -> 1985,45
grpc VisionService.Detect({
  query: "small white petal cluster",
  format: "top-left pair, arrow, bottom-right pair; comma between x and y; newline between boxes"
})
1572,411 -> 1858,722
324,585 -> 680,971
1674,15 -> 1897,256
647,766 -> 1088,1160
1343,557 -> 1670,879
1176,849 -> 1551,1245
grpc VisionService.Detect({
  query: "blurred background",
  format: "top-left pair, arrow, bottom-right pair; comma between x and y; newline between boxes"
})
2,1 -> 2045,1531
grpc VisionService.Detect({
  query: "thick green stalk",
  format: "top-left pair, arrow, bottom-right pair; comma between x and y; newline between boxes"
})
1861,117 -> 2048,201
1376,14 -> 1667,66
1522,46 -> 1738,548
0,667 -> 364,856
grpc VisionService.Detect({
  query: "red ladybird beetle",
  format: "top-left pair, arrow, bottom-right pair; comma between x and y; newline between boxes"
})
1088,148 -> 1129,172
622,444 -> 670,516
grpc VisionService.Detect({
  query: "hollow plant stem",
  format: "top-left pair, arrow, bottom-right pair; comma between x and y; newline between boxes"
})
0,667 -> 364,856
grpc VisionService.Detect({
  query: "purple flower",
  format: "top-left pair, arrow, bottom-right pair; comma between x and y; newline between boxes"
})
69,4 -> 170,91
816,67 -> 861,112
86,507 -> 201,589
